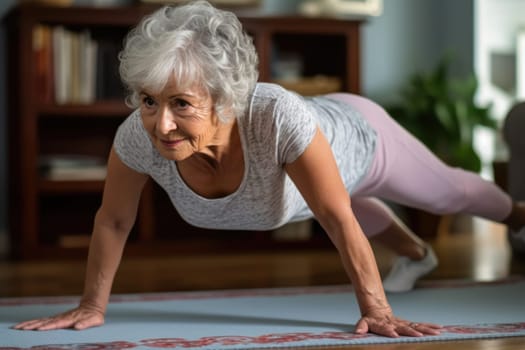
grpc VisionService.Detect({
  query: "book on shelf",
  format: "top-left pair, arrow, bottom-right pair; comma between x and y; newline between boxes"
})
79,30 -> 98,104
51,26 -> 99,105
34,24 -> 124,105
95,39 -> 126,101
33,24 -> 54,103
52,25 -> 71,105
39,154 -> 107,181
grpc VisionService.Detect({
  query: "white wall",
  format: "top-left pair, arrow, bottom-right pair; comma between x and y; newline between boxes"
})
362,0 -> 474,104
475,0 -> 525,120
474,0 -> 525,169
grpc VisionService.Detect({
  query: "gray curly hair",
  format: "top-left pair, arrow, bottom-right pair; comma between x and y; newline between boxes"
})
119,0 -> 259,122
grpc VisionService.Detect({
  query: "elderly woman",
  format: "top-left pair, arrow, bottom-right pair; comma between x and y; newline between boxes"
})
15,0 -> 525,338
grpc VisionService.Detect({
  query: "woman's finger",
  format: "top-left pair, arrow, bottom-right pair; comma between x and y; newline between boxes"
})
395,321 -> 442,337
396,323 -> 423,337
73,314 -> 105,330
12,318 -> 49,330
13,307 -> 105,331
367,320 -> 399,338
411,322 -> 442,335
36,316 -> 77,331
354,318 -> 369,334
358,315 -> 443,338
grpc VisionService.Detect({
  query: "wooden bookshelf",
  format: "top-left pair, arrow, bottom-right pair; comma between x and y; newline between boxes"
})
6,3 -> 363,260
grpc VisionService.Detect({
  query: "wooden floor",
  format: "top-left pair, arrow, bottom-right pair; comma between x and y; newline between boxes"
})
1,215 -> 524,349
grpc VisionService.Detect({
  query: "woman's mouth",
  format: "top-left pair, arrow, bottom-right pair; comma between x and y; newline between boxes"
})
160,138 -> 184,149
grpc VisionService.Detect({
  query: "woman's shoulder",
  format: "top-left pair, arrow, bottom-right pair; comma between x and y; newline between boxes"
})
250,82 -> 307,116
242,83 -> 305,141
247,82 -> 315,132
115,109 -> 150,143
113,109 -> 155,173
252,82 -> 301,102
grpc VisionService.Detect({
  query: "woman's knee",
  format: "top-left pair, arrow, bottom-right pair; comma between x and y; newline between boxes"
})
352,197 -> 395,236
423,168 -> 478,215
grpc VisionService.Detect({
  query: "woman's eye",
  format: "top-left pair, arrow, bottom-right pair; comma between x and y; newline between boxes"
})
142,96 -> 156,108
173,98 -> 190,109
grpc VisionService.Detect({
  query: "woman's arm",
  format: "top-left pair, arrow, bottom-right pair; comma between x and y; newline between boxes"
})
14,147 -> 149,331
284,128 -> 441,338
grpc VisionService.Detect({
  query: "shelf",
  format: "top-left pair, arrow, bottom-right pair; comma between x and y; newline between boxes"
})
38,100 -> 132,118
39,179 -> 105,194
272,76 -> 342,96
13,3 -> 149,27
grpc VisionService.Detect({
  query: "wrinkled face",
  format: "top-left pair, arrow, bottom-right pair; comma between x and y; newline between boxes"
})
139,78 -> 219,161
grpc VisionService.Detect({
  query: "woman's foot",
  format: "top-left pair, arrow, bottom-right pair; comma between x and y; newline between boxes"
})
504,202 -> 525,255
382,244 -> 438,293
509,226 -> 525,254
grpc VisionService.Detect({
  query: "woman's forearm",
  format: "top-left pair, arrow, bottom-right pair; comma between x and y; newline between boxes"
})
329,215 -> 391,316
79,212 -> 130,313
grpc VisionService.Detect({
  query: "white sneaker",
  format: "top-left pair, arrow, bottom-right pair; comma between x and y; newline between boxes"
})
509,226 -> 525,254
382,244 -> 438,293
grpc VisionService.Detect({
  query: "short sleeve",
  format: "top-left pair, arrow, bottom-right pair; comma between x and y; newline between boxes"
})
113,110 -> 154,174
274,92 -> 318,164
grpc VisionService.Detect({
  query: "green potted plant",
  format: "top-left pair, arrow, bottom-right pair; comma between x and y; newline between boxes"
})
387,58 -> 497,172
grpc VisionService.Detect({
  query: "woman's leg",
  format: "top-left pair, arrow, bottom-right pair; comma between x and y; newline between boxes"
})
502,202 -> 525,231
351,196 -> 438,292
351,197 -> 426,260
328,93 -> 515,222
327,92 -> 523,291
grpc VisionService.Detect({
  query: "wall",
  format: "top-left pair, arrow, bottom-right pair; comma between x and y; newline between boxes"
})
255,0 -> 475,104
472,0 -> 525,172
0,0 -> 473,252
475,0 -> 525,120
362,0 -> 474,104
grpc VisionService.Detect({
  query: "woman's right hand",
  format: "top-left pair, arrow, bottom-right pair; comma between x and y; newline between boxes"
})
12,303 -> 105,331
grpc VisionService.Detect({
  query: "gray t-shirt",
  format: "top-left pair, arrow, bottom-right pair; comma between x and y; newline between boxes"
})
114,82 -> 376,230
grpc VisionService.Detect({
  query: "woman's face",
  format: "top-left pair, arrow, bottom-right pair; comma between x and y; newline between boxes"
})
139,78 -> 220,161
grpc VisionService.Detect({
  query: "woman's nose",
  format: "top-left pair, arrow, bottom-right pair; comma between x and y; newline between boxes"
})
157,107 -> 177,134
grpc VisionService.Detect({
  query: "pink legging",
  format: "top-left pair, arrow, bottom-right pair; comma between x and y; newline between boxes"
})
326,93 -> 513,237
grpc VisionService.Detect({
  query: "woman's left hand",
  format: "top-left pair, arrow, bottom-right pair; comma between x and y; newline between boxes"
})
355,308 -> 443,338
